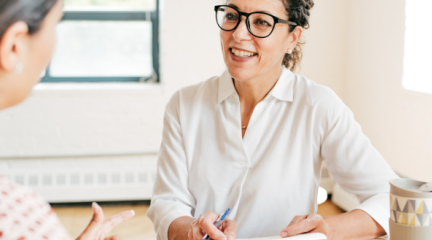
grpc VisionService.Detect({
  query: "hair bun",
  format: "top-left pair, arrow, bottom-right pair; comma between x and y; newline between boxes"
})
282,0 -> 315,72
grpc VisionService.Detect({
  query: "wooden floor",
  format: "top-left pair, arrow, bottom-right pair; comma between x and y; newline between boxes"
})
53,200 -> 344,239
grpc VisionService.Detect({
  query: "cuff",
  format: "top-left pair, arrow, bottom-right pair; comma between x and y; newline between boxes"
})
156,209 -> 193,240
354,193 -> 390,238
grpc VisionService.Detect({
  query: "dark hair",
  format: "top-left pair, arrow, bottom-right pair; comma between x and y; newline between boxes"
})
282,0 -> 314,72
0,0 -> 58,40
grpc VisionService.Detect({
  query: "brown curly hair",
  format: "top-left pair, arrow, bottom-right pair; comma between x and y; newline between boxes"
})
282,0 -> 314,72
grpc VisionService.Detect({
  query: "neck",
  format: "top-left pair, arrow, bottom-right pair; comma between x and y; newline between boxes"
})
234,65 -> 284,106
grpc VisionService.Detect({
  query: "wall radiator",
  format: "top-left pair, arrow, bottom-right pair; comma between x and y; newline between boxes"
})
0,154 -> 158,203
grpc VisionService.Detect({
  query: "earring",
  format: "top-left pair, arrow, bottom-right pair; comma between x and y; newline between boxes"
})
14,63 -> 24,74
288,49 -> 293,54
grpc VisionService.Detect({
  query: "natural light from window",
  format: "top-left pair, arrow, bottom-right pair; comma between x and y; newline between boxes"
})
402,0 -> 432,94
51,21 -> 153,77
45,0 -> 157,81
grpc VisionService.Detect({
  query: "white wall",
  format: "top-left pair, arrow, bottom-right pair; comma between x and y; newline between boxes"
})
345,0 -> 432,182
300,0 -> 348,99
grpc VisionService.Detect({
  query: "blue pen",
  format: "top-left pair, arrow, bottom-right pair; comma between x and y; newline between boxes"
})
202,208 -> 231,240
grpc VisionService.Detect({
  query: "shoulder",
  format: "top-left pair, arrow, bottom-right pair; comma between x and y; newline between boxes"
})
0,175 -> 71,239
293,74 -> 346,114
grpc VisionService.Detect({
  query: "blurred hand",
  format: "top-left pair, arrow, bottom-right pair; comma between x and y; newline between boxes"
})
76,202 -> 135,240
188,211 -> 237,240
280,214 -> 330,239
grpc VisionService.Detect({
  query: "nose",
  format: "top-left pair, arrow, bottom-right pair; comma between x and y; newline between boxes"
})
232,16 -> 252,42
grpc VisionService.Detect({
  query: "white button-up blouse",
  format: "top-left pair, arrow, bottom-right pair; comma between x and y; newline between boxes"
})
147,67 -> 399,240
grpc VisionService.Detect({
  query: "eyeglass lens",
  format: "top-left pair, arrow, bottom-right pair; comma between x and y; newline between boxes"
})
216,6 -> 275,37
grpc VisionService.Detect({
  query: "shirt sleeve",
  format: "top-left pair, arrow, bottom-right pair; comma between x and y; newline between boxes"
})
147,92 -> 195,240
0,176 -> 72,240
320,102 -> 399,236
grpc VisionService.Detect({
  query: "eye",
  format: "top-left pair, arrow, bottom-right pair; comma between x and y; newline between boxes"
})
254,18 -> 272,27
225,13 -> 239,21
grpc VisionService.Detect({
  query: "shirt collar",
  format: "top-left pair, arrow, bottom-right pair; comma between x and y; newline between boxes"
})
218,70 -> 237,104
269,66 -> 295,102
217,67 -> 295,104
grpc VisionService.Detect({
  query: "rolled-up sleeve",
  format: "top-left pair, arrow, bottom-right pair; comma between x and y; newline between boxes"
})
321,103 -> 399,236
147,92 -> 195,240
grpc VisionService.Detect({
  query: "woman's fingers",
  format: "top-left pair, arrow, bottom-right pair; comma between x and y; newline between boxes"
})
189,211 -> 236,240
97,210 -> 136,237
192,218 -> 205,240
222,219 -> 237,240
77,202 -> 105,239
188,222 -> 194,240
287,215 -> 307,227
76,203 -> 135,240
90,202 -> 105,226
280,215 -> 307,237
281,214 -> 323,237
199,211 -> 227,240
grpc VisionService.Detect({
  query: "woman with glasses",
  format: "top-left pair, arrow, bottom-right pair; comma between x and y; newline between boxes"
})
0,0 -> 134,239
148,1 -> 398,240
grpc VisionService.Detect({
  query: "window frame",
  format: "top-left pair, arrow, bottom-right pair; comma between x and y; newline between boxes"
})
42,2 -> 159,83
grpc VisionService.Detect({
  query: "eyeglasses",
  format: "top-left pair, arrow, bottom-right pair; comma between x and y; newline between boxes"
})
214,5 -> 297,38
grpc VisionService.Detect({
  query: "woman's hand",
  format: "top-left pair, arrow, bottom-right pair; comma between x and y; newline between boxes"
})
188,211 -> 237,240
76,202 -> 135,240
280,214 -> 331,239
280,210 -> 386,240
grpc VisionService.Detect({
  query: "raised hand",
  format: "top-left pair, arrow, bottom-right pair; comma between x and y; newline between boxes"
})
76,202 -> 135,240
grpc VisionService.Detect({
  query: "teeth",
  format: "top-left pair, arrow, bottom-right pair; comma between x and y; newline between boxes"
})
231,48 -> 256,57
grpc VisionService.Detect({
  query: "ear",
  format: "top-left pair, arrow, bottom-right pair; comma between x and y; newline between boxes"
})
0,21 -> 29,73
285,26 -> 303,54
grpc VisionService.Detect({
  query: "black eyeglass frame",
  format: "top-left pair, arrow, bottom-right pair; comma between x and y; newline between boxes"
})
214,5 -> 298,38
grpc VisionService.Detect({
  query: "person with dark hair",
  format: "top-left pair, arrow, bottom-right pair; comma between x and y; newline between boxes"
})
147,0 -> 398,240
0,0 -> 134,239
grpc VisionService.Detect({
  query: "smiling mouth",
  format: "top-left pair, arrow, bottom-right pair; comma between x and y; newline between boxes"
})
230,48 -> 258,58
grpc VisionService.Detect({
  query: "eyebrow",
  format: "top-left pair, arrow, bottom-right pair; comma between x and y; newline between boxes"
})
227,3 -> 274,15
227,3 -> 239,10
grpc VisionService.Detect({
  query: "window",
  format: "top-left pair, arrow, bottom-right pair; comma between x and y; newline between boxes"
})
42,0 -> 159,82
402,0 -> 432,94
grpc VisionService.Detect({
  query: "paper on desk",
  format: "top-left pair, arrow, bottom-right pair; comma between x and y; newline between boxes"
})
238,233 -> 327,240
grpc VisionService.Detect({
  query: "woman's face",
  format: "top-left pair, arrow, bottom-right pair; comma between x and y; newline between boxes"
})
27,1 -> 63,86
220,0 -> 296,82
0,0 -> 63,109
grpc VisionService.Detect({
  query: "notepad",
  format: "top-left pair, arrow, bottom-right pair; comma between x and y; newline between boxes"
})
238,233 -> 327,240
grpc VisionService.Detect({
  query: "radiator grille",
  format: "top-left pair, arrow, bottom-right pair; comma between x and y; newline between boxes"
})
0,154 -> 158,202
5,170 -> 157,187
